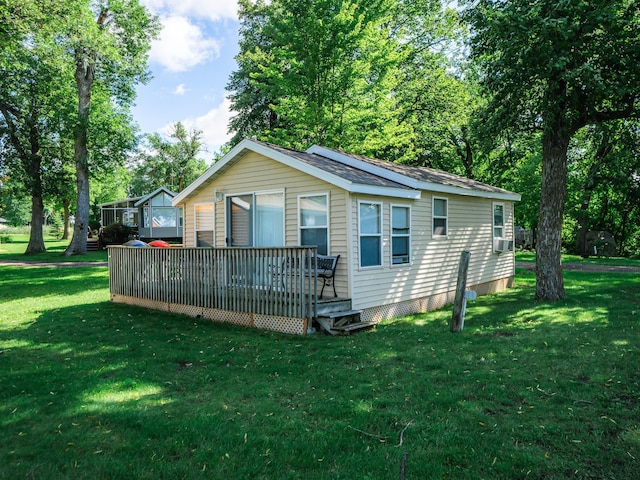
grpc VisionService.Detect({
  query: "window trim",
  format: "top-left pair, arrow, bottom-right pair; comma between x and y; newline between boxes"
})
298,192 -> 330,255
432,196 -> 448,238
358,200 -> 383,268
391,204 -> 411,266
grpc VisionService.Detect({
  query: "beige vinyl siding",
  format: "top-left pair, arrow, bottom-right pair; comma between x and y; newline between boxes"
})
349,192 -> 515,311
180,152 -> 350,296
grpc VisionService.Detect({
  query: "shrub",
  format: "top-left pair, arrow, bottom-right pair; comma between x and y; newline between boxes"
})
100,223 -> 134,245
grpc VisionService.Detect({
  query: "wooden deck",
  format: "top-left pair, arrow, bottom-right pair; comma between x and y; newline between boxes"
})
108,246 -> 319,334
108,246 -> 372,335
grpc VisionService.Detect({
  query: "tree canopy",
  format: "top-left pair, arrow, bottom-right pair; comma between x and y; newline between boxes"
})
129,122 -> 208,196
463,0 -> 640,300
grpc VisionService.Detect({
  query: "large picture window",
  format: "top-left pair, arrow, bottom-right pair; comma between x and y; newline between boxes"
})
299,194 -> 329,255
432,197 -> 448,237
391,205 -> 410,265
359,201 -> 382,267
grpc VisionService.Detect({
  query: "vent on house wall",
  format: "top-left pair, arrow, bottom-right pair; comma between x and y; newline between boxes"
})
494,238 -> 514,253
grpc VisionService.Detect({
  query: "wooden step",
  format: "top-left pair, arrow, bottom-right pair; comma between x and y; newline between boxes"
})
86,239 -> 99,251
316,309 -> 366,335
333,322 -> 374,333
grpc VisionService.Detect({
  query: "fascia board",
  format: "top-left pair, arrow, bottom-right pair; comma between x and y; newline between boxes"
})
99,197 -> 142,207
306,145 -> 420,189
418,181 -> 522,201
351,184 -> 421,199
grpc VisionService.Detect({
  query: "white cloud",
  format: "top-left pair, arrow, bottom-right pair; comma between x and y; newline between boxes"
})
159,99 -> 233,157
141,0 -> 238,21
149,16 -> 220,72
173,83 -> 187,95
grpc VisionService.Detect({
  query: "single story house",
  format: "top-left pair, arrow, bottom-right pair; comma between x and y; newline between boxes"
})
100,187 -> 183,242
169,138 -> 520,325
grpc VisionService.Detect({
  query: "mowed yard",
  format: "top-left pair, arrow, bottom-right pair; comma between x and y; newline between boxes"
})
1,241 -> 639,478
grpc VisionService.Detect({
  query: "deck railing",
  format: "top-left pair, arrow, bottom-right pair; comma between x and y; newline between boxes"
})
108,246 -> 318,320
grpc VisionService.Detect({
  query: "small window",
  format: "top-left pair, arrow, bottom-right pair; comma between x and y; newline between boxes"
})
391,205 -> 410,265
359,201 -> 382,267
195,203 -> 214,247
433,197 -> 448,237
493,203 -> 505,238
299,194 -> 329,255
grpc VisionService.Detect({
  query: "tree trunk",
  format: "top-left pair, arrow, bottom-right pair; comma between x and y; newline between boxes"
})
25,119 -> 46,254
65,50 -> 94,256
535,125 -> 570,301
61,198 -> 71,240
25,194 -> 46,254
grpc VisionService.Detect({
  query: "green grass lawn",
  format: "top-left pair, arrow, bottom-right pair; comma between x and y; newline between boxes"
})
1,263 -> 639,479
0,233 -> 108,263
515,250 -> 640,268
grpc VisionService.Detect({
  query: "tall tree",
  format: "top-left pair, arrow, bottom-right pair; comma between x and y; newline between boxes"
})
129,122 -> 207,196
463,0 -> 640,301
64,0 -> 158,256
0,7 -> 74,254
228,0 -> 412,155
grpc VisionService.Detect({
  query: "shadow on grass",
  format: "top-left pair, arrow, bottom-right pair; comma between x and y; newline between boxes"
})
1,268 -> 639,479
0,266 -> 109,303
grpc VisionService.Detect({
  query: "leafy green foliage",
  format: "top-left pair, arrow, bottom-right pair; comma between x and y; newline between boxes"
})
463,0 -> 640,300
228,0 -> 465,165
129,122 -> 207,196
101,222 -> 134,245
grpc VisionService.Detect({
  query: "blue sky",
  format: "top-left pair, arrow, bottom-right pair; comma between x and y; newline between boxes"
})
134,1 -> 242,163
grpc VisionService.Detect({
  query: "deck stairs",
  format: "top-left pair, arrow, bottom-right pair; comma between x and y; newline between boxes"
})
315,298 -> 372,335
86,238 -> 100,252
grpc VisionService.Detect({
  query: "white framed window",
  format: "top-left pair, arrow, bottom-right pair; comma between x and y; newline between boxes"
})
432,197 -> 448,237
358,201 -> 382,268
391,205 -> 410,265
299,193 -> 329,255
194,203 -> 214,247
493,203 -> 505,238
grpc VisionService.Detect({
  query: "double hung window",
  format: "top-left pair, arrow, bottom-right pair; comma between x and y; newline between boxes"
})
359,201 -> 382,267
299,194 -> 329,255
391,205 -> 410,265
493,203 -> 505,238
432,197 -> 448,237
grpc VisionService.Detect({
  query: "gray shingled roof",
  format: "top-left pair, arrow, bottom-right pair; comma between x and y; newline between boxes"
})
315,145 -> 516,196
259,141 -> 415,190
261,141 -> 517,197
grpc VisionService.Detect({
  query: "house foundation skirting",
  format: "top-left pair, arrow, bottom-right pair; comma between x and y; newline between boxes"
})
359,275 -> 514,324
110,294 -> 308,336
